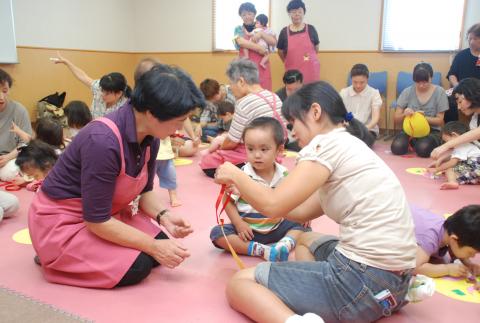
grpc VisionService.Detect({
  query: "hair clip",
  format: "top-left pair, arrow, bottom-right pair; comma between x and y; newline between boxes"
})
344,112 -> 354,122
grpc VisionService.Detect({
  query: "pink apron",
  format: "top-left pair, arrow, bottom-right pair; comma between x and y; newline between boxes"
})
28,117 -> 161,288
199,92 -> 284,170
239,27 -> 272,91
284,24 -> 320,84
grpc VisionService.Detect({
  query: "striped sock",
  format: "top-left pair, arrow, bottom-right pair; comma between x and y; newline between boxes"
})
276,236 -> 296,251
247,241 -> 271,260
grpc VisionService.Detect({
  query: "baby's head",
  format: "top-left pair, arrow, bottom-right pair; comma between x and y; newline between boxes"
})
15,140 -> 58,180
35,117 -> 64,149
255,14 -> 268,28
217,101 -> 235,123
242,117 -> 284,172
350,64 -> 369,94
441,121 -> 469,142
444,205 -> 480,259
65,100 -> 92,132
200,78 -> 221,102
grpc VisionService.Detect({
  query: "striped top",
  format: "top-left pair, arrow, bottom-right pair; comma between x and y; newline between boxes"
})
233,162 -> 289,233
227,90 -> 286,143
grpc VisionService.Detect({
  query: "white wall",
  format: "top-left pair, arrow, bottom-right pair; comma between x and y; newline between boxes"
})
12,0 -> 480,52
13,0 -> 135,52
462,0 -> 480,48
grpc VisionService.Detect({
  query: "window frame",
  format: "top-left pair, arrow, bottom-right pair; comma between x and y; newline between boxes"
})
379,0 -> 467,53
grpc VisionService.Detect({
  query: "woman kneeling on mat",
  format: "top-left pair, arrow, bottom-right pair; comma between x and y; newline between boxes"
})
28,65 -> 204,288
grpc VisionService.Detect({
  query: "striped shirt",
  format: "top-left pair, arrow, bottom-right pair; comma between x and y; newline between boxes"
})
91,79 -> 129,119
233,162 -> 289,233
227,90 -> 285,143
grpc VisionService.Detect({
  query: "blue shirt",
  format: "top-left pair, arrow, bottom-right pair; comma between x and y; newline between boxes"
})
42,103 -> 160,223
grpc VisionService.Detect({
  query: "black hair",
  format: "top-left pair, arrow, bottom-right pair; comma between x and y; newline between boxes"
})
0,68 -> 13,87
99,72 -> 132,98
283,69 -> 303,84
134,58 -> 161,84
131,64 -> 205,121
287,0 -> 306,13
35,118 -> 64,149
467,23 -> 480,38
217,101 -> 235,116
64,100 -> 92,128
350,64 -> 369,78
444,205 -> 480,250
15,139 -> 58,173
242,117 -> 285,147
452,78 -> 480,109
238,2 -> 256,16
256,14 -> 268,27
283,81 -> 375,147
413,63 -> 433,83
442,121 -> 469,136
200,79 -> 220,100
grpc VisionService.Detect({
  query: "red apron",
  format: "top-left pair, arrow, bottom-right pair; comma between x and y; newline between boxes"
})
28,117 -> 161,288
239,27 -> 272,91
284,24 -> 320,84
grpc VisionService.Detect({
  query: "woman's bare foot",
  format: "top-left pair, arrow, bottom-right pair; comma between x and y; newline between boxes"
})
440,182 -> 459,190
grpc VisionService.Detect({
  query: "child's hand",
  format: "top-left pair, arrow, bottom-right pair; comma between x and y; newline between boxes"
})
10,121 -> 20,135
447,263 -> 470,277
426,167 -> 437,174
467,263 -> 480,276
233,220 -> 254,242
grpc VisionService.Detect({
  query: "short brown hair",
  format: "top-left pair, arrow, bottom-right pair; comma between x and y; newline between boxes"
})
199,79 -> 220,100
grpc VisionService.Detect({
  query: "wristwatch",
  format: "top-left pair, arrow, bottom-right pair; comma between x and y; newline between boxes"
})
156,209 -> 169,224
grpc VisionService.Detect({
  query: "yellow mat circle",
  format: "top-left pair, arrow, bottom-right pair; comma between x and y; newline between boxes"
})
434,276 -> 480,303
406,167 -> 426,176
12,228 -> 32,245
174,158 -> 193,166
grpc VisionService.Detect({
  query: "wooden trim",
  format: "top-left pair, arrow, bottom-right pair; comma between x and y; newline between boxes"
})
16,46 -> 132,54
459,0 -> 468,49
378,0 -> 385,51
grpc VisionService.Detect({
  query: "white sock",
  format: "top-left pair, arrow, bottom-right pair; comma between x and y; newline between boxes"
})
285,313 -> 324,323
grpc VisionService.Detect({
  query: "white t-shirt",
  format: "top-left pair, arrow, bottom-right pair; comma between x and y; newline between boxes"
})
468,113 -> 480,147
340,85 -> 382,135
297,128 -> 417,270
451,142 -> 480,161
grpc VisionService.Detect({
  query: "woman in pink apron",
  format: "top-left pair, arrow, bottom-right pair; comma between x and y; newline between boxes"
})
234,2 -> 276,91
199,59 -> 286,178
28,65 -> 205,288
277,0 -> 320,84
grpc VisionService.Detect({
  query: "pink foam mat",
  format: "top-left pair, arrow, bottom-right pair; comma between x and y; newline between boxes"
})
0,144 -> 478,322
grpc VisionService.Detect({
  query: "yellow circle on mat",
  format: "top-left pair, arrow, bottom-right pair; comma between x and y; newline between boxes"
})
12,228 -> 32,245
434,276 -> 480,303
174,158 -> 193,166
406,167 -> 426,176
284,151 -> 298,158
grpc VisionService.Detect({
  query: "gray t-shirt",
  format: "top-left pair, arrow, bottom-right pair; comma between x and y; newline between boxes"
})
0,100 -> 32,154
397,85 -> 448,131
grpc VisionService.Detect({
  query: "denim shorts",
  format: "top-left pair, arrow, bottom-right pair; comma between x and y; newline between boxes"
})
255,249 -> 411,323
210,219 -> 310,247
156,159 -> 177,190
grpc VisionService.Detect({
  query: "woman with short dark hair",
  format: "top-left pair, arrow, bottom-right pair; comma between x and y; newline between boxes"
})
29,65 -> 205,288
277,0 -> 320,84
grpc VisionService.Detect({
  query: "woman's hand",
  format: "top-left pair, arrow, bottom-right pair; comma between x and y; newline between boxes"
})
431,145 -> 450,160
214,162 -> 241,186
10,121 -> 20,135
161,213 -> 193,238
149,239 -> 190,269
51,51 -> 68,65
404,108 -> 415,116
208,134 -> 226,153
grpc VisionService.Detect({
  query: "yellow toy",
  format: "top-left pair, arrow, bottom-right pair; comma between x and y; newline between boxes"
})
403,112 -> 430,138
